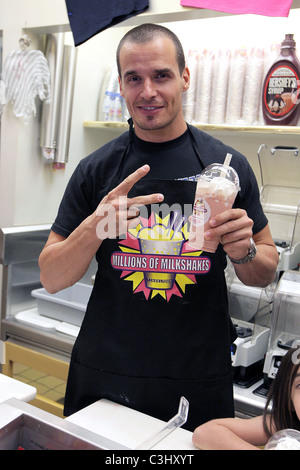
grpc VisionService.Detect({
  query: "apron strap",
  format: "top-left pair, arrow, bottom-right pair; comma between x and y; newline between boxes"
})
109,120 -> 206,192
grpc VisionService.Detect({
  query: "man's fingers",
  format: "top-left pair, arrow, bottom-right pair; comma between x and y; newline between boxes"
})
127,206 -> 140,219
116,164 -> 151,196
209,208 -> 246,227
110,164 -> 164,206
129,193 -> 164,207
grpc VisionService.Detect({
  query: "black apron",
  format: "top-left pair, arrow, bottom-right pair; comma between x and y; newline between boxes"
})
64,124 -> 235,431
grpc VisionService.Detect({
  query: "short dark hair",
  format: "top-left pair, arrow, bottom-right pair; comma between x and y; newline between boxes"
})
263,347 -> 300,437
116,23 -> 186,77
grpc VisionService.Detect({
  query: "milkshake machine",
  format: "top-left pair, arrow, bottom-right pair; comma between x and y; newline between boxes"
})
226,263 -> 279,388
254,270 -> 300,398
258,144 -> 300,271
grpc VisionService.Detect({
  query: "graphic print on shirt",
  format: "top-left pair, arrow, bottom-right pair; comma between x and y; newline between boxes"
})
111,211 -> 211,301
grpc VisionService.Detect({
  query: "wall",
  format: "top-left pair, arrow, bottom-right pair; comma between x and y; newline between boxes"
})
0,0 -> 126,227
0,1 -> 300,228
0,0 -> 202,228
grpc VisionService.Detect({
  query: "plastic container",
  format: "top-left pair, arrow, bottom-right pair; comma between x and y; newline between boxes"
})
31,282 -> 92,326
262,34 -> 300,126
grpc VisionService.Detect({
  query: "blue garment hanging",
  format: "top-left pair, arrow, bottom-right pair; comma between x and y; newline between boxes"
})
65,0 -> 149,46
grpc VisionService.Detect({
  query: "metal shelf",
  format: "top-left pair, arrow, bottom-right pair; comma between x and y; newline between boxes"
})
83,121 -> 300,135
83,121 -> 129,129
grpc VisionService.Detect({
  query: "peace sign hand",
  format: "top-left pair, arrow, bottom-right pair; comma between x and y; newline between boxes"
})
95,165 -> 164,240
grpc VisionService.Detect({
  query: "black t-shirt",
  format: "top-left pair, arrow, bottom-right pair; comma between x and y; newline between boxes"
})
118,128 -> 202,182
52,126 -> 267,238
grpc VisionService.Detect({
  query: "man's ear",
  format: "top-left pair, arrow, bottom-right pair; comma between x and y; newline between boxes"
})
118,76 -> 124,96
182,66 -> 190,92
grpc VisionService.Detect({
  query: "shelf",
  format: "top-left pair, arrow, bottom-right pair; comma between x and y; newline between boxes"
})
83,121 -> 300,135
83,121 -> 129,129
197,124 -> 300,134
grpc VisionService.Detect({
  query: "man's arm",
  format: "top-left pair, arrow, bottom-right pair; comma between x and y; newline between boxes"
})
39,165 -> 164,294
39,215 -> 102,294
204,208 -> 279,287
231,224 -> 279,287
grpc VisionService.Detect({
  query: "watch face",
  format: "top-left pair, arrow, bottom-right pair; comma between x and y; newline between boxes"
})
245,239 -> 257,262
229,238 -> 257,264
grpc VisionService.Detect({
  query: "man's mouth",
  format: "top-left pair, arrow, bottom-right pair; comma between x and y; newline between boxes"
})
137,104 -> 164,112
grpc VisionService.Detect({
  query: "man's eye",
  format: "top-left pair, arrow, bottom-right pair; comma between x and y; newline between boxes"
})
128,76 -> 140,82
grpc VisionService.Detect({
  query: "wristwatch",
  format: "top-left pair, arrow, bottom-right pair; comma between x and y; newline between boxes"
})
229,237 -> 257,264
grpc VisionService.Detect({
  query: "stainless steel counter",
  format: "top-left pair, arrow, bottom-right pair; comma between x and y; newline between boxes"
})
1,316 -> 74,358
0,397 -> 128,450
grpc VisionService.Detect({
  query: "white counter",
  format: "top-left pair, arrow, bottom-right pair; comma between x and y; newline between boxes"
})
66,399 -> 197,450
0,373 -> 36,404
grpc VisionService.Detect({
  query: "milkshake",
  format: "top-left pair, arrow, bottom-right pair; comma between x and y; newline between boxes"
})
189,159 -> 240,252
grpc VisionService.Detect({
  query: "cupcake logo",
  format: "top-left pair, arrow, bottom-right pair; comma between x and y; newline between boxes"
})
111,211 -> 211,301
192,197 -> 210,227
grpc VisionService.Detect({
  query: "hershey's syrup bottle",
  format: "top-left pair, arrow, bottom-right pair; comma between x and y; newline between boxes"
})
262,34 -> 300,126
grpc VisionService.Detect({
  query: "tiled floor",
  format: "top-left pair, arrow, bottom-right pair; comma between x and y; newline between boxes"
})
13,362 -> 66,405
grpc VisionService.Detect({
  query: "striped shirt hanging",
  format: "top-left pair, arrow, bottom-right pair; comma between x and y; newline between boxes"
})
2,49 -> 50,123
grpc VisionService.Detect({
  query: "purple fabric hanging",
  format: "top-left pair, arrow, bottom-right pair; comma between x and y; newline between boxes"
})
180,0 -> 293,18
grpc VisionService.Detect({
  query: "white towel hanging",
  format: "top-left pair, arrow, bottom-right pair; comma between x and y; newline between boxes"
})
2,36 -> 51,123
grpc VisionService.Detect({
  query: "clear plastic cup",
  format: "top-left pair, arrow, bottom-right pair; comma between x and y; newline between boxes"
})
189,163 -> 240,252
265,429 -> 300,450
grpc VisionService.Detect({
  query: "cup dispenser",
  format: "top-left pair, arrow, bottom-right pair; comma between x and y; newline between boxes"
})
257,144 -> 300,271
253,270 -> 300,398
226,263 -> 279,387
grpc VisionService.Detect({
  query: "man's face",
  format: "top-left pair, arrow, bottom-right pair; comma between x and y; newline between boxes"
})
118,36 -> 190,141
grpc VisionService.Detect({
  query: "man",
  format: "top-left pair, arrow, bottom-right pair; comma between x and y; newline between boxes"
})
39,24 -> 278,431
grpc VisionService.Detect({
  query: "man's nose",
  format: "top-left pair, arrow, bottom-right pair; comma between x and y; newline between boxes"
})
141,78 -> 157,100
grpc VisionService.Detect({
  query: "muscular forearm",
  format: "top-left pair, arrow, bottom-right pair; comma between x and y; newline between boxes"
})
232,242 -> 279,287
39,213 -> 102,294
